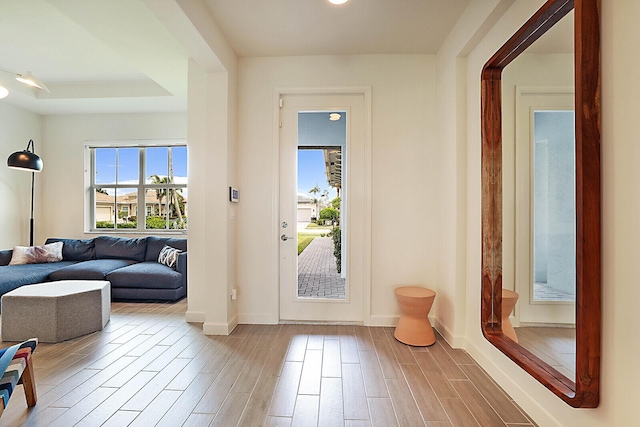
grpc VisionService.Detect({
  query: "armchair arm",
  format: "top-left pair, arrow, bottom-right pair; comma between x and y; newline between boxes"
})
176,251 -> 188,289
0,249 -> 12,266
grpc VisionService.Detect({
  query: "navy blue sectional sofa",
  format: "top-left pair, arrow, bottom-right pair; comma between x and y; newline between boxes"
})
0,236 -> 187,302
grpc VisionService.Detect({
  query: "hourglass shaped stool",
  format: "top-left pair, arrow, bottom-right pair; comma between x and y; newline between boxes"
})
501,289 -> 519,343
394,286 -> 436,346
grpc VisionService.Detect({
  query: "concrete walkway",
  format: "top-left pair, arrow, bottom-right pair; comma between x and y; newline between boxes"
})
297,237 -> 346,299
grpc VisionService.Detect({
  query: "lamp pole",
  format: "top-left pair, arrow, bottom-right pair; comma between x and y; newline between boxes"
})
29,170 -> 35,246
7,139 -> 43,246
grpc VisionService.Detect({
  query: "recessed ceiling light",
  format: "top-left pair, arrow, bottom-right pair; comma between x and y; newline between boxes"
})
328,0 -> 349,5
0,85 -> 8,99
329,113 -> 341,121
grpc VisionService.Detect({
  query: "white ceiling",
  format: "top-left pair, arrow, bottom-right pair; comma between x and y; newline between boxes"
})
204,0 -> 471,57
0,0 -> 190,115
0,0 -> 476,115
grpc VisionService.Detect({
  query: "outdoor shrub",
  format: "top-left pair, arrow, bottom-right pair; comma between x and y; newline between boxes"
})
319,207 -> 339,222
332,226 -> 341,273
146,216 -> 167,229
170,219 -> 188,229
117,222 -> 137,229
96,221 -> 136,229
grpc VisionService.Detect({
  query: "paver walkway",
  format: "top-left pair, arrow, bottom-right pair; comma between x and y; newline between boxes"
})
297,237 -> 346,299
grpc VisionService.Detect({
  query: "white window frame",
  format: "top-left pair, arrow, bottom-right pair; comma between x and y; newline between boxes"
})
86,141 -> 187,234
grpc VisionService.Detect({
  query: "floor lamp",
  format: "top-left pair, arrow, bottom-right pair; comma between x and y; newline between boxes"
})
7,139 -> 44,246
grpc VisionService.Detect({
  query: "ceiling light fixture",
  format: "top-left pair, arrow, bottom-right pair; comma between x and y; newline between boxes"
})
328,0 -> 349,5
329,113 -> 341,121
15,71 -> 50,92
0,69 -> 51,99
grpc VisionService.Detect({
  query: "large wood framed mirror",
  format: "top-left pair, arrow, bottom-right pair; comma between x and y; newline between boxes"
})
481,0 -> 600,408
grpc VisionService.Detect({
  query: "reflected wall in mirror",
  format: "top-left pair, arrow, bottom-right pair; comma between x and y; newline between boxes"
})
503,11 -> 576,382
481,0 -> 600,408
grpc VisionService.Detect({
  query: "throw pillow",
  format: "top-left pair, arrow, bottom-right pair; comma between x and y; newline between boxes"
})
158,245 -> 182,269
9,242 -> 64,265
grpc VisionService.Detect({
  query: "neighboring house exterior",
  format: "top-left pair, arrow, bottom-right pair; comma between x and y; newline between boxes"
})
297,194 -> 316,222
95,190 -> 187,223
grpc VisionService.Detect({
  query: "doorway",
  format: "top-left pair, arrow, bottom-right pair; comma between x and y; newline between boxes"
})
297,143 -> 345,299
515,89 -> 576,326
278,92 -> 368,323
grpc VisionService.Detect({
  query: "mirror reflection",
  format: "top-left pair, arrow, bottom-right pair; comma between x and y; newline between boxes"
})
501,11 -> 576,382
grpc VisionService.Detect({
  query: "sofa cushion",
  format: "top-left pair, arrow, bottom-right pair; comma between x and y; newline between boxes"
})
0,262 -> 78,297
49,259 -> 137,281
145,236 -> 187,262
9,242 -> 63,265
107,262 -> 183,290
111,286 -> 186,302
94,236 -> 147,262
45,238 -> 96,261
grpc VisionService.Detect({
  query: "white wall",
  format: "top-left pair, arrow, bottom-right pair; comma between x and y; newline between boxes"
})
236,54 -> 437,324
185,60 -> 238,334
40,113 -> 187,241
451,0 -> 640,426
434,0 -> 513,346
0,104 -> 42,249
501,53 -> 574,300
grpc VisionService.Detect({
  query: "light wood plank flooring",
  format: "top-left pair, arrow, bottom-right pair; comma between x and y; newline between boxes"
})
516,326 -> 576,381
0,300 -> 538,426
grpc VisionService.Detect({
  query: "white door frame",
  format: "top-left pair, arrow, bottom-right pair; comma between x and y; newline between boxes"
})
272,87 -> 372,324
514,86 -> 575,327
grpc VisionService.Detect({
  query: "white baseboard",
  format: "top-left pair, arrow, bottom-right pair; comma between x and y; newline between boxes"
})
462,338 -> 564,427
367,314 -> 399,327
185,310 -> 205,323
238,313 -> 279,324
203,315 -> 238,336
432,318 -> 468,348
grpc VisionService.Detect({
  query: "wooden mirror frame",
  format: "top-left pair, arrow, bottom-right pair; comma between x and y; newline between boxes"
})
481,0 -> 600,408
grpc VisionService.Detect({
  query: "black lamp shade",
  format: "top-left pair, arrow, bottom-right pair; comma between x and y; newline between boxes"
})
7,150 -> 43,172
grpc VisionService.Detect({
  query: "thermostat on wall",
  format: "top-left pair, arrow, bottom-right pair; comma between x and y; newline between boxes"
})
229,187 -> 239,202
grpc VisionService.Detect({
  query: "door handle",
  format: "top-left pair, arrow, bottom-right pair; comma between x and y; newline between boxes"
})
281,234 -> 295,241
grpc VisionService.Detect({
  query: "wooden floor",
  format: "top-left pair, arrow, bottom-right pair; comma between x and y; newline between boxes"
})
516,326 -> 576,381
0,300 -> 538,427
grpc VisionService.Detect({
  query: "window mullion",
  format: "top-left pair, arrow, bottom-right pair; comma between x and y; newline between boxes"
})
139,147 -> 145,231
114,149 -> 119,228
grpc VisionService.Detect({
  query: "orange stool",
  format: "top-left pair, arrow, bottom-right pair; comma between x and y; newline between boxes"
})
394,286 -> 436,346
501,289 -> 519,342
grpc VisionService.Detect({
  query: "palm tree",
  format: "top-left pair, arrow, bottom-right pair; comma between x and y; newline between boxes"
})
149,174 -> 185,223
149,174 -> 168,210
309,185 -> 321,219
320,189 -> 329,209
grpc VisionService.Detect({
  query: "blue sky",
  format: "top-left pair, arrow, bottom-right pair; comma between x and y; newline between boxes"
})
298,149 -> 338,200
95,146 -> 187,186
96,145 -> 334,201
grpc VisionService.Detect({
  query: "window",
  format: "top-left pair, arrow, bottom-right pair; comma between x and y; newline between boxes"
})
89,144 -> 187,232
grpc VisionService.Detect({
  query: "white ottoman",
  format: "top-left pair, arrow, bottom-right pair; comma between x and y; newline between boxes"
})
1,280 -> 110,343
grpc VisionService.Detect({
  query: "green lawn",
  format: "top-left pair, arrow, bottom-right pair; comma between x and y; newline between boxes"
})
297,234 -> 315,255
305,223 -> 334,230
